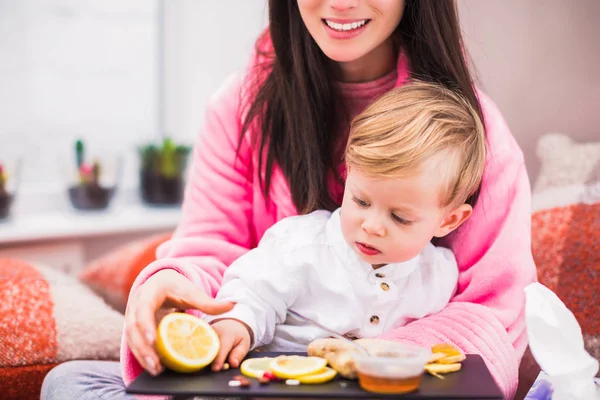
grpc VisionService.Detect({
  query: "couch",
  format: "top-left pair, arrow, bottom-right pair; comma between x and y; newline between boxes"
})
0,233 -> 169,400
1,133 -> 598,400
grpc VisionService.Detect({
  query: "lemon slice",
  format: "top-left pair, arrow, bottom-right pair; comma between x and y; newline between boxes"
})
425,362 -> 462,374
155,312 -> 220,373
297,367 -> 337,384
270,355 -> 327,379
437,353 -> 466,364
240,357 -> 274,378
431,343 -> 462,357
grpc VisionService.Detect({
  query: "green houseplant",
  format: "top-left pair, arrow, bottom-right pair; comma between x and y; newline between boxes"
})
139,138 -> 191,205
67,139 -> 117,210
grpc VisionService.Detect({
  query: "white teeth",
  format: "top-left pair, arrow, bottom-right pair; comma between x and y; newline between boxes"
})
325,19 -> 367,32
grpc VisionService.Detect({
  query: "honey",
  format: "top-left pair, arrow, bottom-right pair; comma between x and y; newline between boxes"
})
357,371 -> 422,394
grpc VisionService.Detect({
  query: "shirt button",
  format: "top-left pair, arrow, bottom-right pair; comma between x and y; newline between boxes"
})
375,273 -> 385,278
380,282 -> 390,291
370,315 -> 380,325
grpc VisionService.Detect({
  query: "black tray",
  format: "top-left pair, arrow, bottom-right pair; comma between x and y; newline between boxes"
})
127,352 -> 502,399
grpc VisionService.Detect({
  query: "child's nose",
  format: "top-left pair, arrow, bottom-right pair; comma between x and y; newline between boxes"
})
361,217 -> 386,237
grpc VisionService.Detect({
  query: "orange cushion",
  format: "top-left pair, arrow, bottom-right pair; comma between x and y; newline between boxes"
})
0,259 -> 123,400
79,232 -> 171,312
0,259 -> 57,366
532,201 -> 600,344
2,364 -> 57,400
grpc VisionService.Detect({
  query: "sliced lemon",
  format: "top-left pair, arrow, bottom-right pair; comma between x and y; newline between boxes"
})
425,362 -> 462,374
270,355 -> 327,379
155,312 -> 220,373
296,367 -> 337,384
240,357 -> 274,378
431,343 -> 462,357
428,352 -> 447,363
437,353 -> 466,364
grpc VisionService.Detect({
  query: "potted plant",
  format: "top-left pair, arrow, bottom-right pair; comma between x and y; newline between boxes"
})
0,163 -> 13,219
67,139 -> 117,210
139,138 -> 191,205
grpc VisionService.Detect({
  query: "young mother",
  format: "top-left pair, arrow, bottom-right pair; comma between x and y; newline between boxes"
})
42,1 -> 536,399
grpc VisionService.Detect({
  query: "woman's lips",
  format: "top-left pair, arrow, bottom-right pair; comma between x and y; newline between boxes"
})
356,242 -> 381,256
322,18 -> 370,40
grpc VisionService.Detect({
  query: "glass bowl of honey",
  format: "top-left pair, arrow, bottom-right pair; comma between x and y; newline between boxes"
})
353,342 -> 431,394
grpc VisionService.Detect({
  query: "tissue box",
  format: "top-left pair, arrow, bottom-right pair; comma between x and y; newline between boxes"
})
525,372 -> 600,399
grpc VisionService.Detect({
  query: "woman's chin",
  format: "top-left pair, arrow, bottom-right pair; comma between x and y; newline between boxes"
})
318,44 -> 368,65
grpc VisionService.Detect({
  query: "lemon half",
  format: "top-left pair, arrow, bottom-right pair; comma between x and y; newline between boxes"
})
155,312 -> 220,373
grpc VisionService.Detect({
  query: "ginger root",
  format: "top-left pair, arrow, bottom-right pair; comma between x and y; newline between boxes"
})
307,338 -> 394,379
307,338 -> 467,380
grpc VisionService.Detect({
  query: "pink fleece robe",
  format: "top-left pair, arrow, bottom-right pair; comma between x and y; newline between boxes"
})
121,41 -> 537,400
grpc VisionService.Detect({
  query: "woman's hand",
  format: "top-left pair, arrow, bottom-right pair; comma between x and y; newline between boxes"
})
210,319 -> 253,371
125,269 -> 235,376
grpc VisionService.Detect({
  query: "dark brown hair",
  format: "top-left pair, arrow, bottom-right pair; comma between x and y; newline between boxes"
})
241,0 -> 483,214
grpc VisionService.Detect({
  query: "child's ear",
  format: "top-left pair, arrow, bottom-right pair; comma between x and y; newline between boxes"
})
434,204 -> 473,238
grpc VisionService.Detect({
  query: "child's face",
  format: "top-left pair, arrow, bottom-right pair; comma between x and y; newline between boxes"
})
340,167 -> 470,267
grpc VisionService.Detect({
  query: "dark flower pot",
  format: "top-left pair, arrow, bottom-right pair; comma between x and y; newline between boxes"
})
0,192 -> 14,219
140,171 -> 184,206
68,184 -> 115,210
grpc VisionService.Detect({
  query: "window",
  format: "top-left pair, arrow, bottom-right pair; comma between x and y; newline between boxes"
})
0,0 -> 160,194
0,0 -> 267,215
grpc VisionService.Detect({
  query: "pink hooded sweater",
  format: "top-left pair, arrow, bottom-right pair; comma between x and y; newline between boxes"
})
121,44 -> 537,399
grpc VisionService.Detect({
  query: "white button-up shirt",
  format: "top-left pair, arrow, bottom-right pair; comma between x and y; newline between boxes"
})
204,209 -> 458,351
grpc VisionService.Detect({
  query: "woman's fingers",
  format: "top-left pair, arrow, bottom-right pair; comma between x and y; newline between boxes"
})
163,275 -> 235,315
125,310 -> 162,375
133,280 -> 165,352
124,275 -> 167,374
131,280 -> 165,355
173,293 -> 235,315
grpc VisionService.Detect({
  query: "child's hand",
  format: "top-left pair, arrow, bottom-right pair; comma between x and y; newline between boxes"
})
210,319 -> 253,371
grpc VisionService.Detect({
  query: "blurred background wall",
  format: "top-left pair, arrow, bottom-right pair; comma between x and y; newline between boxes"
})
458,0 -> 600,181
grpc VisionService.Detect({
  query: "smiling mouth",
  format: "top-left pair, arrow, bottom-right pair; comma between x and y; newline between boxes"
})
322,19 -> 371,32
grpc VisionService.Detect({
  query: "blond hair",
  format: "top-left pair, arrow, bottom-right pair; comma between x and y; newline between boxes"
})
345,81 -> 486,208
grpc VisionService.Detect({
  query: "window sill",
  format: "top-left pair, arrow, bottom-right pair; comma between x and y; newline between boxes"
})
0,187 -> 181,245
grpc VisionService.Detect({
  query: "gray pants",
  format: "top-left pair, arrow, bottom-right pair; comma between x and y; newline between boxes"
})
40,360 -> 238,400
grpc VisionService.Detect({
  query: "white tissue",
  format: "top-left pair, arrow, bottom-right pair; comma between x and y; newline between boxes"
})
525,282 -> 600,399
